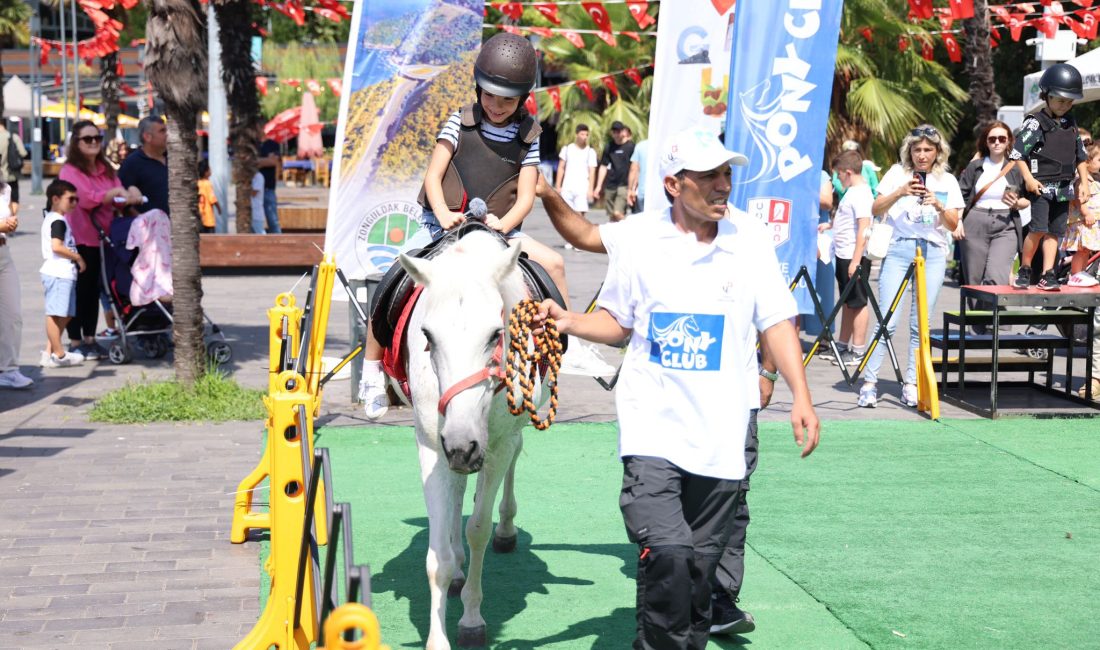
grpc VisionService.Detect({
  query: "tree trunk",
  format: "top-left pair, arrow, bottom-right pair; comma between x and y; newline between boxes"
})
964,0 -> 1001,135
0,55 -> 5,117
214,0 -> 261,233
101,52 -> 121,141
144,0 -> 208,385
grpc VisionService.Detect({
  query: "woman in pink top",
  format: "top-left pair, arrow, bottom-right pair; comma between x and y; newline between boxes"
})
58,120 -> 143,359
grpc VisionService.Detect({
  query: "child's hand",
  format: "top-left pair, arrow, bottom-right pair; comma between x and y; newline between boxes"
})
817,222 -> 831,233
1025,177 -> 1043,194
0,216 -> 17,233
437,211 -> 466,230
75,255 -> 86,273
1078,181 -> 1092,205
1086,213 -> 1097,227
952,221 -> 966,241
535,174 -> 549,198
484,214 -> 505,231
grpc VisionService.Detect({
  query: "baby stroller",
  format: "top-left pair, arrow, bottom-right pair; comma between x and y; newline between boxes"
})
96,208 -> 232,365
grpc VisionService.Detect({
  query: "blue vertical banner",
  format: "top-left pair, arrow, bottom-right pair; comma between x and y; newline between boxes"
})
723,0 -> 843,313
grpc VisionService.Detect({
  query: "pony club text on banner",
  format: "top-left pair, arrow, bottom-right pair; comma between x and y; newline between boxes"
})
723,0 -> 843,313
644,0 -> 738,208
325,0 -> 483,281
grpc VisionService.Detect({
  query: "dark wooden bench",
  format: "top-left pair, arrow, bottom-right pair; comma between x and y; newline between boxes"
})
199,233 -> 325,269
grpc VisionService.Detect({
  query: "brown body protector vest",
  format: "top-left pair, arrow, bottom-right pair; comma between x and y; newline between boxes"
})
417,103 -> 542,223
1028,110 -> 1079,184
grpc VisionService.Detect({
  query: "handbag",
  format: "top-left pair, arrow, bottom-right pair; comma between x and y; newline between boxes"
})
962,161 -> 1014,221
864,216 -> 893,261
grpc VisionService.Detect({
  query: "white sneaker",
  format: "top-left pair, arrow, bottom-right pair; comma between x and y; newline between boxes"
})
901,383 -> 919,408
857,383 -> 877,408
358,366 -> 389,420
564,242 -> 575,250
0,369 -> 34,389
41,350 -> 85,368
559,343 -> 616,377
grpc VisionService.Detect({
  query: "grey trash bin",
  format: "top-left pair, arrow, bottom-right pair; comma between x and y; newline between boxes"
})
348,273 -> 383,403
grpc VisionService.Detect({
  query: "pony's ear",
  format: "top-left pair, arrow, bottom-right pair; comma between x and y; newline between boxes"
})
399,253 -> 432,286
493,243 -> 522,285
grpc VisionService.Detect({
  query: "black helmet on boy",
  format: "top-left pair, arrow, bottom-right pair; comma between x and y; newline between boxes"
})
1039,63 -> 1084,100
474,33 -> 537,98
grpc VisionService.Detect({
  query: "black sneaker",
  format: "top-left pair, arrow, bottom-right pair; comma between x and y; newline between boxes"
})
1013,266 -> 1032,289
832,349 -> 860,366
710,592 -> 756,636
1037,271 -> 1061,292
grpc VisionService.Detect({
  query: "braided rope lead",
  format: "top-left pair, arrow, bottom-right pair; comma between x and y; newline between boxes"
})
503,299 -> 562,431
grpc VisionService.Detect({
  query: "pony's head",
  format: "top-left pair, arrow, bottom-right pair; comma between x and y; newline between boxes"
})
399,232 -> 525,474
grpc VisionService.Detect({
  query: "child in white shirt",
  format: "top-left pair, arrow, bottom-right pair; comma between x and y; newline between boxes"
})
39,179 -> 86,367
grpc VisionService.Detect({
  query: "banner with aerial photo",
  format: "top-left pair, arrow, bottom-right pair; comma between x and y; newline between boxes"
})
326,0 -> 483,280
644,0 -> 737,208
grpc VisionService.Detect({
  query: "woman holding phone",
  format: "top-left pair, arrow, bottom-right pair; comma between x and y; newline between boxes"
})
956,121 -> 1029,320
857,124 -> 965,408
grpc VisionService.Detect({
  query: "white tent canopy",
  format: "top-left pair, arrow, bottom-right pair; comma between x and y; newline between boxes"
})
1023,47 -> 1100,113
3,76 -> 33,119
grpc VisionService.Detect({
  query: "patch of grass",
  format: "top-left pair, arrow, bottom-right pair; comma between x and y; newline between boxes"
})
89,370 -> 266,423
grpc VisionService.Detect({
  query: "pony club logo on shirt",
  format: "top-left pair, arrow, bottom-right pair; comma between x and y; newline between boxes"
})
747,196 -> 791,245
648,312 -> 723,371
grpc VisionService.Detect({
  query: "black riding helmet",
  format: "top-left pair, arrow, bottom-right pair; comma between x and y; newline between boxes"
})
474,33 -> 537,98
1039,63 -> 1084,100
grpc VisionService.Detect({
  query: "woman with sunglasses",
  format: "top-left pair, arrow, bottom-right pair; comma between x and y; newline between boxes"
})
956,121 -> 1030,325
58,120 -> 143,359
857,124 -> 965,409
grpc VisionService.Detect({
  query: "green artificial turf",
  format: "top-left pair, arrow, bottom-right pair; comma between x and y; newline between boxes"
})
263,419 -> 1100,649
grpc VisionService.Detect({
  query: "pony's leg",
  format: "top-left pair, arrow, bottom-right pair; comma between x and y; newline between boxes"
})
492,433 -> 523,553
457,437 -> 520,647
420,445 -> 464,650
448,477 -> 468,597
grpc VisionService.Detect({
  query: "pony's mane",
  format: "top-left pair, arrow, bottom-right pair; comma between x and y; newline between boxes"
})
426,232 -> 527,307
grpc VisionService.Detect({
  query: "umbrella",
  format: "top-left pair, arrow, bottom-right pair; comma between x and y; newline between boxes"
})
264,106 -> 301,144
40,102 -> 140,129
297,91 -> 324,158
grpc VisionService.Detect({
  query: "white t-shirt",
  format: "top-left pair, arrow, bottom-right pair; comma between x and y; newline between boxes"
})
974,158 -> 1012,210
596,208 -> 797,481
437,111 -> 541,167
40,210 -> 77,280
832,183 -> 873,259
557,143 -> 597,195
877,164 -> 965,249
251,172 -> 265,225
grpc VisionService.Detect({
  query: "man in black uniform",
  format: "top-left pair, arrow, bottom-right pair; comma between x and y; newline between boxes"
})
595,121 -> 635,222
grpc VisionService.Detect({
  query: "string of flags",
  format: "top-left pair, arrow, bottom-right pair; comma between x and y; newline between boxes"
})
258,77 -> 343,97
487,0 -> 657,39
522,64 -> 653,118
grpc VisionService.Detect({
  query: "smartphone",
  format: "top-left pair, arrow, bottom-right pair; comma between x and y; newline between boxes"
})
914,171 -> 928,187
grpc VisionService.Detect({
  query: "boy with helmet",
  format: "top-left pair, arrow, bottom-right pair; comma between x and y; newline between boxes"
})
358,33 -> 607,420
1011,62 -> 1091,291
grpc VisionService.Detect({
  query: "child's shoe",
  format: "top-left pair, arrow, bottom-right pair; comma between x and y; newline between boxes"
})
358,362 -> 389,420
901,383 -> 919,408
857,383 -> 878,408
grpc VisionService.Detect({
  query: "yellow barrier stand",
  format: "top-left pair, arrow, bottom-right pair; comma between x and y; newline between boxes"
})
319,603 -> 391,650
235,371 -> 321,650
914,245 -> 941,420
306,255 -> 337,411
231,293 -> 304,543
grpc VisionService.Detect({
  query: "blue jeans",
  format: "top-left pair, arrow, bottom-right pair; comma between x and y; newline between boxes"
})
258,188 -> 281,234
863,238 -> 947,386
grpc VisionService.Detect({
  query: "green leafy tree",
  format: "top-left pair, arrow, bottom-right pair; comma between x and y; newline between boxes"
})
0,0 -> 33,117
144,0 -> 208,385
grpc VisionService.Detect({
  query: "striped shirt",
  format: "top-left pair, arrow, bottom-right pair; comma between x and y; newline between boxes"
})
437,111 -> 541,167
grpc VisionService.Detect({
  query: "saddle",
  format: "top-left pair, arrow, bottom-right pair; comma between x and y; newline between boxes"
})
370,220 -> 569,350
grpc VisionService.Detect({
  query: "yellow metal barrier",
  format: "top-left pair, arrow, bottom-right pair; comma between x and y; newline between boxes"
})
235,371 -> 321,650
306,256 -> 337,411
319,603 -> 391,650
914,245 -> 941,420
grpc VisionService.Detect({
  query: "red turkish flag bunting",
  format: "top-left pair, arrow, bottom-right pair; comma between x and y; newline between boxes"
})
306,79 -> 323,95
1047,1 -> 1064,16
990,6 -> 1011,24
316,0 -> 350,19
1083,10 -> 1100,39
498,2 -> 523,21
898,36 -> 909,53
909,0 -> 934,20
1008,14 -> 1027,41
118,0 -> 137,9
327,78 -> 342,96
314,8 -> 344,23
284,79 -> 300,88
1016,3 -> 1035,12
54,70 -> 62,87
502,25 -> 522,35
1067,15 -> 1088,38
562,31 -> 585,48
920,39 -> 935,61
990,28 -> 1001,48
596,31 -> 617,47
621,31 -> 642,42
1036,15 -> 1058,38
860,26 -> 874,42
524,94 -> 538,118
948,0 -> 974,20
575,79 -> 595,101
601,75 -> 619,97
624,67 -> 643,86
626,1 -> 655,29
942,33 -> 962,63
547,86 -> 561,112
533,3 -> 561,25
39,42 -> 50,66
581,2 -> 613,33
528,26 -> 554,38
1078,0 -> 1095,8
938,15 -> 953,31
256,77 -> 268,96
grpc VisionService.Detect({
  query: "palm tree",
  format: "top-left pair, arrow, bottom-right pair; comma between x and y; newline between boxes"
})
963,0 -> 1001,135
214,0 -> 262,233
829,0 -> 968,165
143,0 -> 208,384
0,0 -> 33,117
98,3 -> 130,141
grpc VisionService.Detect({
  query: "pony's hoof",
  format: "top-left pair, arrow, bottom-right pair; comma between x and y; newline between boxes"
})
492,534 -> 517,553
457,624 -> 487,647
448,577 -> 465,598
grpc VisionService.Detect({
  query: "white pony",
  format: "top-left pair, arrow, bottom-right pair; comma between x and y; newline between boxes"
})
398,231 -> 548,649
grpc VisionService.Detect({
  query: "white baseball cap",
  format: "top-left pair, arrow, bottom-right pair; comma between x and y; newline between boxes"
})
659,127 -> 748,179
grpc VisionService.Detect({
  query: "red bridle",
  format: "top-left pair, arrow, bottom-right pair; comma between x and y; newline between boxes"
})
436,334 -> 507,416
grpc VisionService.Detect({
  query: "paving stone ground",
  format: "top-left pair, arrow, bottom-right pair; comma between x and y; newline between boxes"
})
2,177 -> 1091,648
